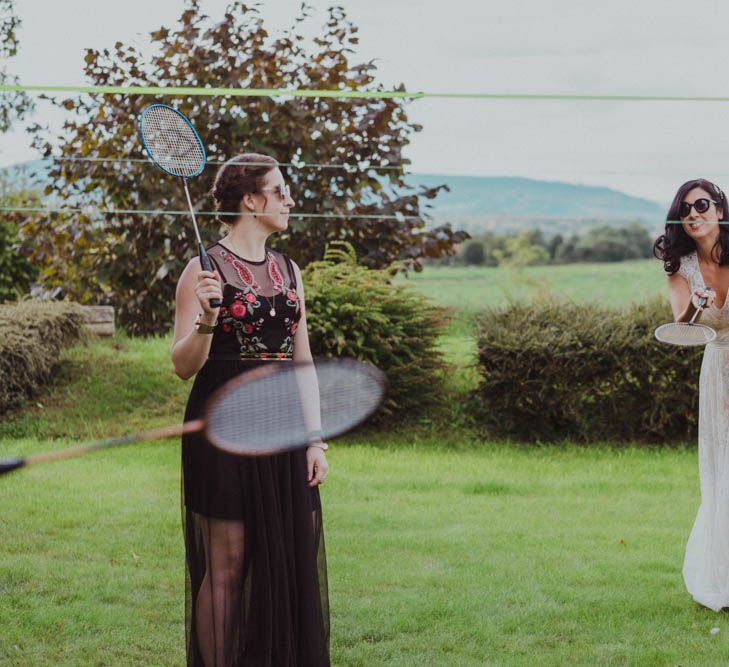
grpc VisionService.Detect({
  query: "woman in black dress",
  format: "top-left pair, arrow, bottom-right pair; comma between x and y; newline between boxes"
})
171,154 -> 330,667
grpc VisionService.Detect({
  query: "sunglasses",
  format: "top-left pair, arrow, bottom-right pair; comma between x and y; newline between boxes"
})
259,183 -> 291,201
679,198 -> 718,218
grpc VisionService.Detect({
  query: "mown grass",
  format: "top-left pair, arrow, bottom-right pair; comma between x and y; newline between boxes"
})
4,262 -> 719,666
0,331 -> 725,666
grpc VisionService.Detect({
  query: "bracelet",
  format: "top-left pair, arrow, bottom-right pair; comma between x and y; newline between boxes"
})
195,313 -> 217,334
307,441 -> 329,451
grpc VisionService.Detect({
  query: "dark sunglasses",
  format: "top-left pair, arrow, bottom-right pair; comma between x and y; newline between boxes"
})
680,198 -> 718,218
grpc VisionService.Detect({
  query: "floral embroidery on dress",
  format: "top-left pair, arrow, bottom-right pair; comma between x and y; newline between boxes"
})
213,247 -> 301,358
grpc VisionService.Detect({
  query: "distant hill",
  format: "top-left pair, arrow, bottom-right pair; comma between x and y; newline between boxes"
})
410,174 -> 664,218
0,159 -> 47,191
1,160 -> 667,237
408,174 -> 667,237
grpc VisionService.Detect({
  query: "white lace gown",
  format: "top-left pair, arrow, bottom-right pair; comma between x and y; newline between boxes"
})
679,251 -> 729,611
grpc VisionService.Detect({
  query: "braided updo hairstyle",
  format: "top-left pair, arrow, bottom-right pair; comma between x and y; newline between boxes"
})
210,153 -> 279,225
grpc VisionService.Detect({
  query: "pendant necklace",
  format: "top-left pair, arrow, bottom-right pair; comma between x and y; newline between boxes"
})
266,251 -> 285,316
222,248 -> 285,317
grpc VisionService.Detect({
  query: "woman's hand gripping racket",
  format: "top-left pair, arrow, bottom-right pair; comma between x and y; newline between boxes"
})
139,104 -> 220,308
0,359 -> 385,477
654,287 -> 717,346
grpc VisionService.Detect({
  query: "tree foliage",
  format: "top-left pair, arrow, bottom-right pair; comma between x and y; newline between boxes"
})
493,230 -> 549,267
24,1 -> 466,334
455,224 -> 653,266
0,175 -> 40,302
553,224 -> 653,263
463,240 -> 485,265
0,0 -> 32,133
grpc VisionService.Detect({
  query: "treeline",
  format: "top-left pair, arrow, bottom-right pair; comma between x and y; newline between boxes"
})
455,223 -> 654,266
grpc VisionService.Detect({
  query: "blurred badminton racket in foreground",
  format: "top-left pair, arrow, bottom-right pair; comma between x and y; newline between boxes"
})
0,358 -> 385,477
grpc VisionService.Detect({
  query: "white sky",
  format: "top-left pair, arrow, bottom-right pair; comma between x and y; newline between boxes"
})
3,0 -> 729,203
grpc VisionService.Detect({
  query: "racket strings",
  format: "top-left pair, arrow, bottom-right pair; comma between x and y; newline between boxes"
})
654,322 -> 717,346
205,361 -> 384,455
141,106 -> 204,177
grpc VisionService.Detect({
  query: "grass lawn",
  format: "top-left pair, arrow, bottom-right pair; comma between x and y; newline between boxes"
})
1,334 -> 726,666
401,260 -> 665,323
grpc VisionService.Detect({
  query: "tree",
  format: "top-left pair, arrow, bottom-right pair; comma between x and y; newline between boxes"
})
561,224 -> 652,263
480,232 -> 505,267
0,0 -> 32,133
547,233 -> 563,261
555,234 -> 579,263
25,1 -> 467,334
463,240 -> 485,265
494,231 -> 549,267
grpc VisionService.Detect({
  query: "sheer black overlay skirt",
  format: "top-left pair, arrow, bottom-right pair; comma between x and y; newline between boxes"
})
182,359 -> 330,667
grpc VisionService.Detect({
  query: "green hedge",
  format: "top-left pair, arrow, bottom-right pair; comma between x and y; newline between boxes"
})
471,298 -> 703,443
0,301 -> 86,415
303,243 -> 446,421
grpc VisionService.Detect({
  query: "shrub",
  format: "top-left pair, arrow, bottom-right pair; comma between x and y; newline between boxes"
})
0,300 -> 85,415
0,218 -> 37,302
303,243 -> 446,421
471,298 -> 703,443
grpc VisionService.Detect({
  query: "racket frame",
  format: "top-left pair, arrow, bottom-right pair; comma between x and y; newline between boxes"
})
0,359 -> 386,475
654,288 -> 717,346
138,103 -> 206,178
202,358 -> 386,456
654,321 -> 717,346
138,103 -> 219,305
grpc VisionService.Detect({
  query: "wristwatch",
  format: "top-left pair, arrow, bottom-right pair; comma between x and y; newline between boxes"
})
195,313 -> 217,334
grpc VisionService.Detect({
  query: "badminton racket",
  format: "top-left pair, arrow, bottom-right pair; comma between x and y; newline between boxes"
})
654,288 -> 717,346
0,358 -> 385,477
139,103 -> 220,308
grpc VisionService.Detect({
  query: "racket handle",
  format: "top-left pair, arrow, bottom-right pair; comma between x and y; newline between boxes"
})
0,457 -> 25,476
690,287 -> 713,324
198,243 -> 222,309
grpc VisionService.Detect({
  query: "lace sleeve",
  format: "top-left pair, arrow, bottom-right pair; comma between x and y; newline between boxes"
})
677,252 -> 704,293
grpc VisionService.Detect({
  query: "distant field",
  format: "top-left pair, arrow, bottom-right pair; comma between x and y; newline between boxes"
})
402,259 -> 666,318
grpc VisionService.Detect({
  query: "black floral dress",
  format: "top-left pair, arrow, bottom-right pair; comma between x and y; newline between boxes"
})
181,242 -> 329,667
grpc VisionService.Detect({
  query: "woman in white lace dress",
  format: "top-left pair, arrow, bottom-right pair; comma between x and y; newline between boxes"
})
654,178 -> 729,611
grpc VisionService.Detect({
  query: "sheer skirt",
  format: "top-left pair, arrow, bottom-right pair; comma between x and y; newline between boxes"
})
182,360 -> 330,666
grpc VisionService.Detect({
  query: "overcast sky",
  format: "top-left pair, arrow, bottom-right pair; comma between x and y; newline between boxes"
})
3,0 -> 729,203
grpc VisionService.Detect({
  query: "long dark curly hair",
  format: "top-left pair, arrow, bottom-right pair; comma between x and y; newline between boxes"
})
653,178 -> 729,273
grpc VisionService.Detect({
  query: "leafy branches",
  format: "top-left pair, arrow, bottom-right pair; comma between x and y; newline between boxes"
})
25,1 -> 466,334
